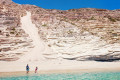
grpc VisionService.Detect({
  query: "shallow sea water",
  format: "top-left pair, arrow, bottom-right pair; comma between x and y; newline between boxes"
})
0,72 -> 120,80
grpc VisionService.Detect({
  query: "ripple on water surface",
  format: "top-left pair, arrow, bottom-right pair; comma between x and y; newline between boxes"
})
0,72 -> 120,80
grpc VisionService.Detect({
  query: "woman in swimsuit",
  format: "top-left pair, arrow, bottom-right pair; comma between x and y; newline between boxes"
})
26,64 -> 29,73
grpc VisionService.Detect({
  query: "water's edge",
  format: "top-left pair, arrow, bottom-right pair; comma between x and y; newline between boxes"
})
0,71 -> 120,80
0,69 -> 120,78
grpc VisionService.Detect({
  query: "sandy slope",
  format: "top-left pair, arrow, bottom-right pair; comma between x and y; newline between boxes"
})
0,11 -> 120,74
18,11 -> 52,62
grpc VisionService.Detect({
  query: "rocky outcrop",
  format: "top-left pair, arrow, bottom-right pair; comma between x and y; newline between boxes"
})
63,51 -> 120,62
0,0 -> 13,5
0,0 -> 120,62
87,53 -> 120,62
0,0 -> 32,61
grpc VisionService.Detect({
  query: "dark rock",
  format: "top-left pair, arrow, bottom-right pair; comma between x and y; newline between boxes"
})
86,54 -> 120,62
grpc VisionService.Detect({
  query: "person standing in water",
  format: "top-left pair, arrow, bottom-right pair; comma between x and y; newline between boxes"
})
26,64 -> 30,73
35,67 -> 38,73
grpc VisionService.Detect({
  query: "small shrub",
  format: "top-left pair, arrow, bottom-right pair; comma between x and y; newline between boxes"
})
108,17 -> 116,22
15,33 -> 19,36
42,24 -> 47,27
90,16 -> 96,20
10,32 -> 15,34
6,34 -> 10,37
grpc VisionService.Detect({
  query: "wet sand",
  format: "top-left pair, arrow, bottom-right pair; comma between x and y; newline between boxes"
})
0,61 -> 120,77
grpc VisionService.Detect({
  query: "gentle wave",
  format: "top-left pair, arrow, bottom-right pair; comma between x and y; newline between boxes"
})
0,72 -> 120,80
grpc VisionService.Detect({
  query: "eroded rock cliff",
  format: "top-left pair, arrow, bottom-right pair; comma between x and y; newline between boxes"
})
0,0 -> 120,62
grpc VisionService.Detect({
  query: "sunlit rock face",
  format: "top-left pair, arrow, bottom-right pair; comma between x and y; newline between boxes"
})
0,0 -> 13,5
0,0 -> 120,62
0,0 -> 32,61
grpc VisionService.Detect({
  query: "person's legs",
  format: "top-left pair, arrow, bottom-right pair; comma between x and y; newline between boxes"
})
27,69 -> 29,73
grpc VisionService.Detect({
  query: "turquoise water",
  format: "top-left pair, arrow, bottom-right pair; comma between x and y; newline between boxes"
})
0,72 -> 120,80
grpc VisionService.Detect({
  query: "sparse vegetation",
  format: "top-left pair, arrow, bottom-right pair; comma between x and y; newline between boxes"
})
10,31 -> 15,34
90,16 -> 96,20
0,30 -> 1,33
6,33 -> 10,37
42,24 -> 47,27
108,17 -> 116,22
15,33 -> 19,37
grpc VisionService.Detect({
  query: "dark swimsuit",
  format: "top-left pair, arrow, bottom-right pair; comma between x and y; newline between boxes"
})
26,66 -> 29,71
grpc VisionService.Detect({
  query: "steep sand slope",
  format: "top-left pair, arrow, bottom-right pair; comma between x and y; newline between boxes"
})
18,11 -> 51,62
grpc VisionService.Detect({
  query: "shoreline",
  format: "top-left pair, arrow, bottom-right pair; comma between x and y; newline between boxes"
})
1,60 -> 120,77
0,67 -> 120,78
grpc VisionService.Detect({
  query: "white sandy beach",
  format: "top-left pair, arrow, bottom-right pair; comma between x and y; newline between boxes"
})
0,11 -> 120,76
0,60 -> 120,73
